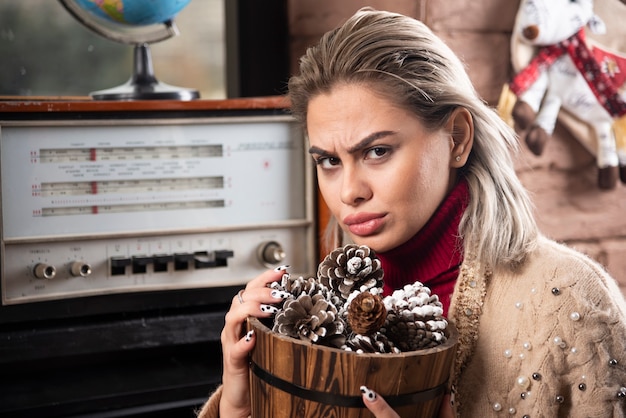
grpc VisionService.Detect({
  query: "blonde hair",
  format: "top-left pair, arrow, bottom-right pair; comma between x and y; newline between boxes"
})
288,8 -> 538,269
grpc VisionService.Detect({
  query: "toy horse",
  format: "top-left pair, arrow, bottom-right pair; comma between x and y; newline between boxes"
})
500,0 -> 626,189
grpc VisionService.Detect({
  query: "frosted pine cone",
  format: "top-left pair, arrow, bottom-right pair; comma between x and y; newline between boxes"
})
347,291 -> 387,335
342,332 -> 399,354
271,272 -> 343,311
273,293 -> 345,345
383,310 -> 446,350
317,244 -> 384,302
381,282 -> 448,351
273,273 -> 328,299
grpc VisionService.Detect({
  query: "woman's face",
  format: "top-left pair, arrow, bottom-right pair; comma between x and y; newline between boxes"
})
307,83 -> 461,253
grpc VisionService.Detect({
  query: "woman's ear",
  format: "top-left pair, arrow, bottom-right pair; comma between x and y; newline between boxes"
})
446,107 -> 474,167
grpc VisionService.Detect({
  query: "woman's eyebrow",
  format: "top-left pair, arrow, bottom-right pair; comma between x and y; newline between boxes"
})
308,145 -> 330,156
308,130 -> 396,156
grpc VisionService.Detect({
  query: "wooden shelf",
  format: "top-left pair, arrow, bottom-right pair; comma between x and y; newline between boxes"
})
0,96 -> 290,114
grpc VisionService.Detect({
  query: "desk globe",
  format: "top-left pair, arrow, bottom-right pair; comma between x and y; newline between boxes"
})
59,0 -> 200,100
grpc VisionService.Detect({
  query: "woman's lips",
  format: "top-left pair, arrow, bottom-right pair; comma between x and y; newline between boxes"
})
343,213 -> 386,236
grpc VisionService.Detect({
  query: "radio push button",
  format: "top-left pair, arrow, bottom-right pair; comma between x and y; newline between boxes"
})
174,253 -> 195,271
214,250 -> 234,267
193,250 -> 235,269
132,255 -> 153,274
153,254 -> 174,272
33,263 -> 56,280
110,256 -> 131,276
193,251 -> 213,269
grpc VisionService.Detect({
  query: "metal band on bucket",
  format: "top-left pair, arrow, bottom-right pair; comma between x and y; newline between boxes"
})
251,361 -> 447,408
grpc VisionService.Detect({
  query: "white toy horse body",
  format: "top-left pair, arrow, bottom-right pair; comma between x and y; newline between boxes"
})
511,0 -> 626,189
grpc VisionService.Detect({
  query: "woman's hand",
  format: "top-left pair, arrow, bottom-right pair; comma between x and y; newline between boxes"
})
360,386 -> 400,418
361,387 -> 454,418
218,266 -> 289,418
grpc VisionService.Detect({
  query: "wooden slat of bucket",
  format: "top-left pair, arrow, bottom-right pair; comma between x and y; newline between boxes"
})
248,317 -> 457,418
249,317 -> 296,416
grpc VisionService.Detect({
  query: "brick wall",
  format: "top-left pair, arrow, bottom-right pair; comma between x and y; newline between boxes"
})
288,0 -> 626,296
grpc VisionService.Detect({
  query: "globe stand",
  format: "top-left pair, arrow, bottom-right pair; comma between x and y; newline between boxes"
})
91,43 -> 199,101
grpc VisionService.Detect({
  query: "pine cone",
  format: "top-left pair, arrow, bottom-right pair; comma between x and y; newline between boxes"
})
342,332 -> 399,354
317,244 -> 384,302
274,273 -> 328,299
382,310 -> 446,350
381,282 -> 448,351
273,293 -> 345,344
347,291 -> 387,335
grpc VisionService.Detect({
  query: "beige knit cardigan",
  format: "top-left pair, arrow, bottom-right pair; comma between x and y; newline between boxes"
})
197,235 -> 626,417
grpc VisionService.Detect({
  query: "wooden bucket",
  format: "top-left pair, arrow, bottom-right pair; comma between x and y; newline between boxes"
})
247,317 -> 458,418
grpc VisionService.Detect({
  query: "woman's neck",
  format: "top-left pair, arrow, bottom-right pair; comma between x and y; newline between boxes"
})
378,179 -> 469,315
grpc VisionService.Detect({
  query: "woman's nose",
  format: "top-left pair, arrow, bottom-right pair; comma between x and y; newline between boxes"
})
340,166 -> 372,206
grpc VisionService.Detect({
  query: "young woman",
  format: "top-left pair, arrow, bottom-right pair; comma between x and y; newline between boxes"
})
198,8 -> 626,417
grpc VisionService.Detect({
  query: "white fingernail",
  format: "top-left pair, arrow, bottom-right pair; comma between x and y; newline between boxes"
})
274,265 -> 290,272
360,386 -> 376,402
245,330 -> 254,342
260,304 -> 279,314
271,290 -> 290,299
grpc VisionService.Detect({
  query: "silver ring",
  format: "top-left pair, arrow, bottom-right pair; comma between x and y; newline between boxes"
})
237,289 -> 245,304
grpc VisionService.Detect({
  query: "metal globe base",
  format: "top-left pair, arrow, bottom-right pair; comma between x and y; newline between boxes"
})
91,43 -> 199,101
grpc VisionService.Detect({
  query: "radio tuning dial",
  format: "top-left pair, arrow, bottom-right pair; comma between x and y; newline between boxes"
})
70,261 -> 92,277
258,241 -> 286,266
33,263 -> 56,280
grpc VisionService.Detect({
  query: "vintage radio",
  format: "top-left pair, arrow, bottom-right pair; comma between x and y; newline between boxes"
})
0,97 -> 317,417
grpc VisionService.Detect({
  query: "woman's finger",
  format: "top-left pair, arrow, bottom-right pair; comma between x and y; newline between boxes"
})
360,386 -> 400,418
438,394 -> 455,418
245,264 -> 290,292
219,330 -> 257,416
221,266 -> 289,344
229,329 -> 256,358
223,329 -> 256,372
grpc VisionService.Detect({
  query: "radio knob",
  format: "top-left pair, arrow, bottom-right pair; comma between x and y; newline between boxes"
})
33,263 -> 56,280
70,261 -> 92,277
258,241 -> 286,266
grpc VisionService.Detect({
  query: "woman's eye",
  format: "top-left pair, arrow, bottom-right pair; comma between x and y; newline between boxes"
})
365,146 -> 389,160
315,156 -> 341,169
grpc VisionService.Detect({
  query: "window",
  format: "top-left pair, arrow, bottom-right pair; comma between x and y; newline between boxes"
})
0,0 -> 226,99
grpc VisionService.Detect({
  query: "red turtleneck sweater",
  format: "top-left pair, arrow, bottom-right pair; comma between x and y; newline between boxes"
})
378,179 -> 468,317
